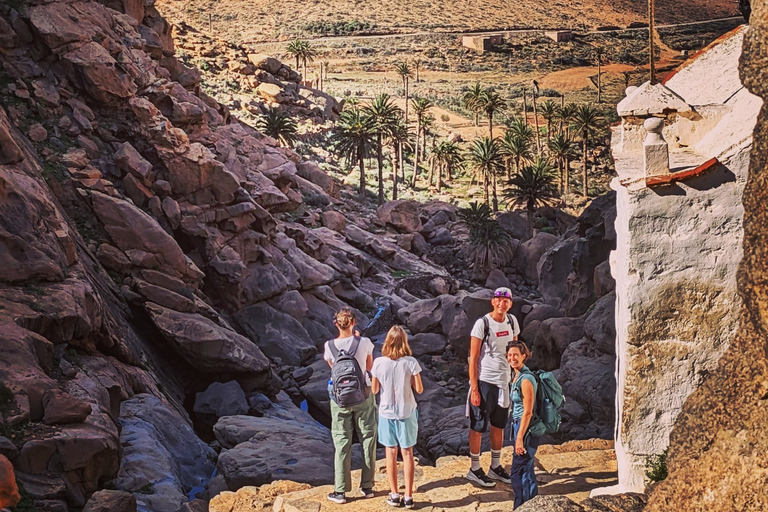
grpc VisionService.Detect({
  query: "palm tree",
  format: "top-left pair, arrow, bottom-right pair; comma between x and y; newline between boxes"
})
506,116 -> 535,145
539,100 -> 558,146
332,108 -> 377,201
479,89 -> 506,139
570,104 -> 604,198
363,93 -> 402,204
500,130 -> 533,180
466,137 -> 504,210
395,62 -> 412,123
388,119 -> 412,200
531,80 -> 541,155
463,83 -> 485,127
286,39 -> 304,72
299,42 -> 317,83
413,59 -> 423,83
504,157 -> 559,237
432,140 -> 463,192
548,133 -> 577,194
458,202 -> 515,272
256,107 -> 298,147
410,97 -> 433,187
555,102 -> 578,137
594,47 -> 605,103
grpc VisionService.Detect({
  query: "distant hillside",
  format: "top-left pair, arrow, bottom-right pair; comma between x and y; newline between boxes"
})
157,0 -> 738,43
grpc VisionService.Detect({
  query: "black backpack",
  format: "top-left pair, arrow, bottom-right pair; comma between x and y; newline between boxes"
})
328,336 -> 368,408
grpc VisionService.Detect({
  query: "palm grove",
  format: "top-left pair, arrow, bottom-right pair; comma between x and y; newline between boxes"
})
260,41 -> 611,271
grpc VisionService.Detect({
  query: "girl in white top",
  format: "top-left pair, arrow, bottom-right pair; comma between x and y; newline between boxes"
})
371,325 -> 424,509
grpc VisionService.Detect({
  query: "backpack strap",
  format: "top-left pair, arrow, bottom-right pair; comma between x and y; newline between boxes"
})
346,335 -> 362,357
328,339 -> 341,360
506,313 -> 516,336
482,315 -> 490,349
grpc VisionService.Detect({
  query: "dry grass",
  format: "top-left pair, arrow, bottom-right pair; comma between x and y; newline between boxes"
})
157,0 -> 738,44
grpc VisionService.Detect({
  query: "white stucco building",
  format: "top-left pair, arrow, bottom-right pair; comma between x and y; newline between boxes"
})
599,25 -> 762,493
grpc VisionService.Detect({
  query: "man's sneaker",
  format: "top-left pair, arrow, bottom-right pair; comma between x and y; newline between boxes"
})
466,468 -> 496,488
488,465 -> 511,484
386,493 -> 402,507
327,492 -> 346,504
403,497 -> 414,509
360,488 -> 374,498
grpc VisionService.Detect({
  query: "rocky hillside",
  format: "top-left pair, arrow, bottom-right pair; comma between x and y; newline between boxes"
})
0,1 -> 619,511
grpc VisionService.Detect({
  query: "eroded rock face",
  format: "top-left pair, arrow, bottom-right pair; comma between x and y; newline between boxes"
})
146,303 -> 270,376
643,11 -> 768,511
116,395 -> 215,511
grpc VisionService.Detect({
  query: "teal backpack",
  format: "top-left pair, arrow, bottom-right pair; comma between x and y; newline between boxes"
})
514,368 -> 565,436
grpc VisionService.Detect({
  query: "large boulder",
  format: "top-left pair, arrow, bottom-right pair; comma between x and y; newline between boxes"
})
91,191 -> 194,280
42,389 -> 92,425
497,211 -> 530,241
517,232 -> 559,285
116,395 -> 216,512
234,302 -> 317,366
378,200 -> 423,233
215,415 -> 339,488
194,381 -> 249,420
0,150 -> 68,282
398,297 -> 442,333
410,333 -> 448,357
146,303 -> 271,376
83,490 -> 137,512
529,317 -> 585,371
537,237 -> 578,309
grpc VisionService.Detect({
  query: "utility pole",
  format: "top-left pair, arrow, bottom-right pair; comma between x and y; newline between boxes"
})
649,0 -> 657,84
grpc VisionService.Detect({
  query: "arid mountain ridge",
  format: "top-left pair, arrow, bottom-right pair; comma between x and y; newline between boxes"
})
159,0 -> 739,43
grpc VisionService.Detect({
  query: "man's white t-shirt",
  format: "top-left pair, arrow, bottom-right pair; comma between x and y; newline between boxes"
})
324,336 -> 375,386
470,313 -> 520,388
371,356 -> 422,420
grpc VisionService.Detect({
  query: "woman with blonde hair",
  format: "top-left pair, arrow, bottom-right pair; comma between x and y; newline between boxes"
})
324,308 -> 377,504
371,325 -> 424,509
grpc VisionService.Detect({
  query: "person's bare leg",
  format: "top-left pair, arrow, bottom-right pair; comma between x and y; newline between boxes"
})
469,429 -> 482,454
401,447 -> 415,497
490,426 -> 504,451
386,446 -> 399,495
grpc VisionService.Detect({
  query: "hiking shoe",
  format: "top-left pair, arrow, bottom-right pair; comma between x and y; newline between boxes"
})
488,465 -> 511,484
327,492 -> 346,504
360,488 -> 374,498
466,468 -> 496,487
403,497 -> 414,509
386,494 -> 402,507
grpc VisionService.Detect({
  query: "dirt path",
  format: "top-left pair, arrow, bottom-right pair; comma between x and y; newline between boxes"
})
268,440 -> 618,512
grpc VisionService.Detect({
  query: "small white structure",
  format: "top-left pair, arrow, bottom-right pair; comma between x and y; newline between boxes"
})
461,34 -> 503,54
595,25 -> 763,495
544,30 -> 573,42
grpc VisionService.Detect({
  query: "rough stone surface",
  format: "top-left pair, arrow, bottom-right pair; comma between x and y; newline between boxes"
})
116,395 -> 215,512
517,232 -> 559,285
42,389 -> 92,425
194,381 -> 249,419
215,415 -> 337,488
146,303 -> 271,375
83,490 -> 137,512
378,200 -> 423,233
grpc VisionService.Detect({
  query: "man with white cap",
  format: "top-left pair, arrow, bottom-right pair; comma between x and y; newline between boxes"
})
466,286 -> 521,486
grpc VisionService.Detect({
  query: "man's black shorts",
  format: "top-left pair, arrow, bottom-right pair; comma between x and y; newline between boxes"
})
469,381 -> 509,432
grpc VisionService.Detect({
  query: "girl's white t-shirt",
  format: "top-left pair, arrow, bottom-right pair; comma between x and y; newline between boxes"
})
371,356 -> 422,420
